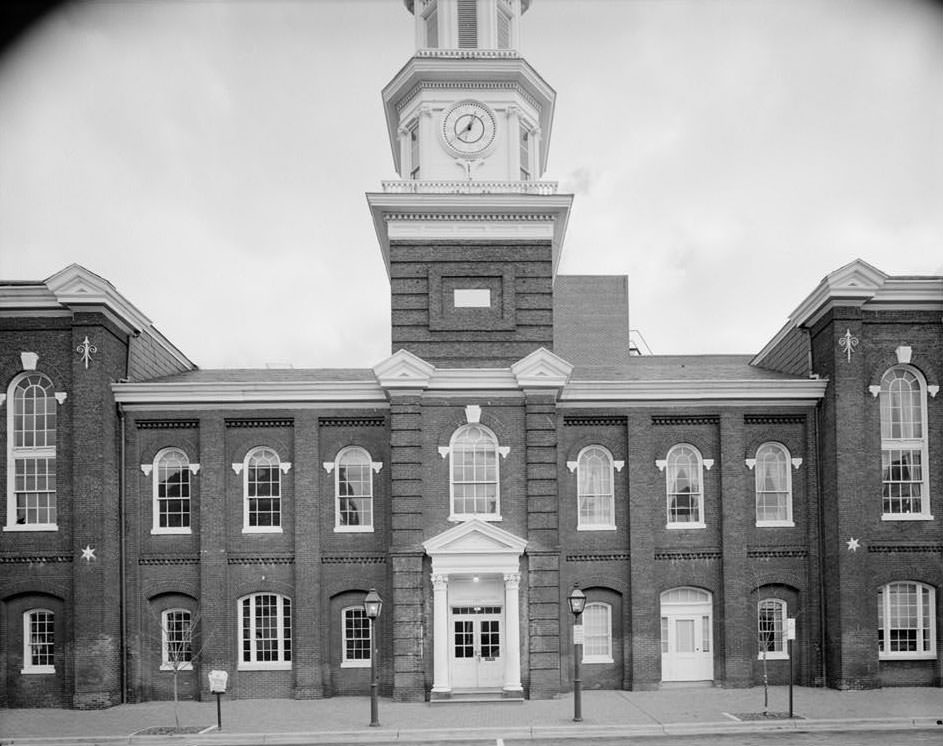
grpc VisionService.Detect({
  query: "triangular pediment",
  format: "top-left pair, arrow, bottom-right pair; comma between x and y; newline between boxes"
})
423,519 -> 527,557
824,259 -> 887,296
373,348 -> 436,389
510,347 -> 573,389
44,263 -> 152,332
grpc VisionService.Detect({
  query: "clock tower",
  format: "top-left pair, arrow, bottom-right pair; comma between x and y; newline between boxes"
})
367,0 -> 572,368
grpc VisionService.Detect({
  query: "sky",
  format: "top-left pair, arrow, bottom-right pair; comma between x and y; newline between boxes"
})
0,0 -> 940,369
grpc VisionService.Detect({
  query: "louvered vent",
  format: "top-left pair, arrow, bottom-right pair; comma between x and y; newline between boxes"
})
426,8 -> 438,48
497,9 -> 511,49
457,0 -> 477,48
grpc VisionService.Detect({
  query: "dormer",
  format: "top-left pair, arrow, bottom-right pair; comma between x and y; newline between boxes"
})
407,0 -> 530,53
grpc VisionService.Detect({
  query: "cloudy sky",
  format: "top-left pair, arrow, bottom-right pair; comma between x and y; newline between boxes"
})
1,0 -> 940,369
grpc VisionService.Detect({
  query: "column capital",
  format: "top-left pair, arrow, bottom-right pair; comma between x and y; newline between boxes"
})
503,572 -> 521,590
432,573 -> 449,590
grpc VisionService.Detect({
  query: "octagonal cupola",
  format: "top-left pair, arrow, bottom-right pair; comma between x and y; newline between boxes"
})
406,0 -> 530,52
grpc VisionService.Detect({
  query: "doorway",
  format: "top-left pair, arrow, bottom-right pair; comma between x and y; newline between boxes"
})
660,587 -> 714,682
450,605 -> 504,689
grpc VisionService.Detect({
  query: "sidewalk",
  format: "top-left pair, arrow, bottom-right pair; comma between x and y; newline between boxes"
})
1,686 -> 941,745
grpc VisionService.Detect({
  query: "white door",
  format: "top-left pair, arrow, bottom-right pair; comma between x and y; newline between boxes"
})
660,588 -> 714,682
450,606 -> 504,689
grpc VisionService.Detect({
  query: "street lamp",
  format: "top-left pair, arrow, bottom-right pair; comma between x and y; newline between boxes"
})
363,588 -> 383,728
567,583 -> 586,723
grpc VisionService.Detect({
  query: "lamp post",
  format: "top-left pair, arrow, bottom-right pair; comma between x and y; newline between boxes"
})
567,583 -> 586,723
363,588 -> 383,728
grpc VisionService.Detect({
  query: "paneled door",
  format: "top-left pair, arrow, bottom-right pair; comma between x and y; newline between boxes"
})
450,606 -> 503,689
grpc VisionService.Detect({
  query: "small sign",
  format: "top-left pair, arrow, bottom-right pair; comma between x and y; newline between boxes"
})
208,669 -> 229,693
785,618 -> 796,641
573,624 -> 584,645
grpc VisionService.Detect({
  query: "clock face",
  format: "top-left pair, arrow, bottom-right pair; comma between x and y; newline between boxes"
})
442,101 -> 497,156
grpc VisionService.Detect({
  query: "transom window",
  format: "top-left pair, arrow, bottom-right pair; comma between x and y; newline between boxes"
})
336,447 -> 374,532
577,446 -> 615,530
449,424 -> 500,519
7,373 -> 58,530
754,443 -> 793,526
244,447 -> 281,532
879,367 -> 930,519
22,609 -> 55,674
161,608 -> 193,670
582,602 -> 614,663
757,599 -> 788,659
878,581 -> 935,659
341,606 -> 371,667
153,448 -> 191,534
239,593 -> 291,669
665,444 -> 704,528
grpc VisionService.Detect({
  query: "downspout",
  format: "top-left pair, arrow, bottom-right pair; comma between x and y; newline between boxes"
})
814,403 -> 827,687
118,402 -> 127,703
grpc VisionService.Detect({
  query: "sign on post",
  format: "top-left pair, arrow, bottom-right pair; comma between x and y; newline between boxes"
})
573,624 -> 584,646
785,618 -> 796,641
208,670 -> 228,731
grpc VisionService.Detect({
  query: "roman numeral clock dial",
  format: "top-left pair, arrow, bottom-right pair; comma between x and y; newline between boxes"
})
442,101 -> 497,157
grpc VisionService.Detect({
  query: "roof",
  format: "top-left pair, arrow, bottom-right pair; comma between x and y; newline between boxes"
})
571,355 -> 805,382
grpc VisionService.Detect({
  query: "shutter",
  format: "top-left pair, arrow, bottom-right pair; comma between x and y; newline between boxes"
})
457,0 -> 477,48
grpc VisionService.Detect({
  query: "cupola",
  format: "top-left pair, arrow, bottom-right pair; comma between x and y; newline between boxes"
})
405,0 -> 530,52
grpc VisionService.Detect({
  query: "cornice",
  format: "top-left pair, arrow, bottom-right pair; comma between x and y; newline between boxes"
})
112,380 -> 388,405
559,378 -> 828,404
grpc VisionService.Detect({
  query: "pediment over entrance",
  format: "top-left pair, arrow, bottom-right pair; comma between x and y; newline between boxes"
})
423,519 -> 527,576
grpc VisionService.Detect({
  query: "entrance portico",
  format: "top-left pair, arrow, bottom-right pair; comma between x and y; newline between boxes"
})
423,520 -> 527,698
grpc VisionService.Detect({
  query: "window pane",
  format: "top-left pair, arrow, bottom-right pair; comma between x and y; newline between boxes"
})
344,607 -> 371,662
583,603 -> 611,659
28,611 -> 54,667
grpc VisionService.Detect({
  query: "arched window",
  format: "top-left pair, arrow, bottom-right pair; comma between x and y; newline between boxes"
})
153,448 -> 191,534
577,446 -> 615,530
160,608 -> 193,670
878,581 -> 935,659
6,373 -> 58,529
335,447 -> 374,532
666,444 -> 704,528
449,424 -> 500,519
582,602 -> 613,663
238,593 -> 292,669
22,608 -> 55,674
244,447 -> 281,532
754,443 -> 793,526
757,599 -> 788,659
880,367 -> 930,518
341,606 -> 371,668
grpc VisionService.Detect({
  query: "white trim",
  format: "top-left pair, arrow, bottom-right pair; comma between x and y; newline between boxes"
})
243,447 -> 283,532
666,522 -> 706,530
878,582 -> 936,660
160,662 -> 193,671
448,423 -> 503,520
20,352 -> 39,371
560,378 -> 828,403
757,651 -> 790,661
753,442 -> 794,527
242,526 -> 283,534
237,593 -> 292,670
113,379 -> 386,405
334,446 -> 375,532
160,608 -> 194,671
664,444 -> 705,528
21,608 -> 55,675
879,366 -> 931,519
340,605 -> 373,668
3,523 -> 57,532
881,513 -> 934,522
151,447 -> 193,535
575,445 -> 616,531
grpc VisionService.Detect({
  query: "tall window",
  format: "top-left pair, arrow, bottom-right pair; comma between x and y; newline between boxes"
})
22,609 -> 55,674
577,446 -> 615,530
153,448 -> 191,533
450,424 -> 500,519
244,447 -> 281,531
7,373 -> 57,529
582,602 -> 613,663
336,447 -> 374,532
341,606 -> 371,667
757,599 -> 788,659
754,443 -> 793,526
457,0 -> 477,48
666,444 -> 704,527
880,367 -> 930,518
409,122 -> 420,180
161,608 -> 193,670
519,127 -> 531,180
239,593 -> 292,669
878,582 -> 935,659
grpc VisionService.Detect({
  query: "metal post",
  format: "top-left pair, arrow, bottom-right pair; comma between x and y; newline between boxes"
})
216,692 -> 222,731
573,628 -> 583,722
788,638 -> 794,718
369,616 -> 380,727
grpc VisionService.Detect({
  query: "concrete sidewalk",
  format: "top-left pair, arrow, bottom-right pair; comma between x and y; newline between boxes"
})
1,686 -> 941,745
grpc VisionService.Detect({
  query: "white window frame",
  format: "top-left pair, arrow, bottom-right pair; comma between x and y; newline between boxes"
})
341,605 -> 372,668
22,608 -> 55,674
238,593 -> 292,670
5,372 -> 59,532
576,446 -> 616,531
334,446 -> 375,533
152,448 -> 193,535
757,598 -> 789,660
160,608 -> 194,671
582,602 -> 614,664
242,446 -> 283,534
879,366 -> 932,520
878,581 -> 936,660
448,424 -> 502,521
754,442 -> 794,527
665,444 -> 705,529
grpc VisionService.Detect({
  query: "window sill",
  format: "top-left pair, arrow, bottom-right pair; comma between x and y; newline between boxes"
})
237,662 -> 292,671
757,652 -> 789,661
577,525 -> 616,532
881,513 -> 933,522
449,514 -> 502,522
242,527 -> 283,534
334,526 -> 375,533
666,522 -> 706,530
21,666 -> 55,675
151,528 -> 192,536
340,660 -> 371,668
879,653 -> 936,661
4,524 -> 58,532
582,656 -> 614,664
160,662 -> 193,671
756,521 -> 795,528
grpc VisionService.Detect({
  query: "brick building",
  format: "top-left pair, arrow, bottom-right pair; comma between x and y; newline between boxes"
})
1,0 -> 941,708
